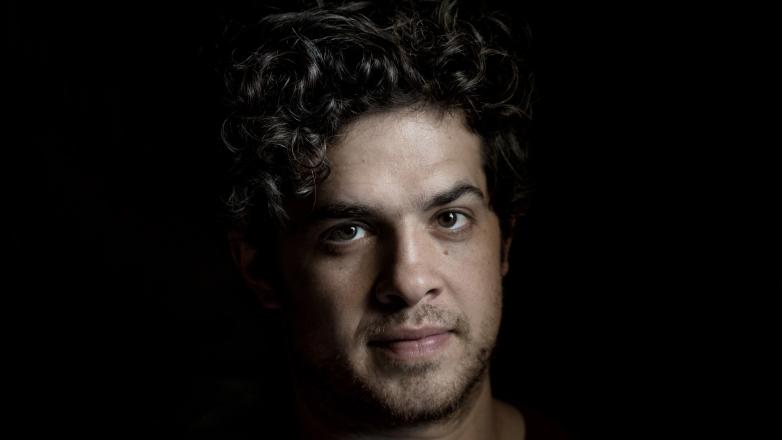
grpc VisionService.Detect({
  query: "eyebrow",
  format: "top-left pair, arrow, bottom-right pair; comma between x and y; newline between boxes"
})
423,182 -> 485,211
306,182 -> 485,223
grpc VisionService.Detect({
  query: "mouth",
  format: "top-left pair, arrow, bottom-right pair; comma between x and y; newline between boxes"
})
368,327 -> 454,360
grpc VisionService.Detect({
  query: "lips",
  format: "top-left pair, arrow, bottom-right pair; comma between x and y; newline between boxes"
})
369,327 -> 453,359
370,326 -> 451,342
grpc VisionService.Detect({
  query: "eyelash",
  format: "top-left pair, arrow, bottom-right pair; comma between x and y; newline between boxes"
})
319,210 -> 475,248
436,210 -> 469,229
322,223 -> 369,243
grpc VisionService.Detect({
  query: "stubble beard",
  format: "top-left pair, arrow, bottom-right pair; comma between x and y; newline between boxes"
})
292,303 -> 501,433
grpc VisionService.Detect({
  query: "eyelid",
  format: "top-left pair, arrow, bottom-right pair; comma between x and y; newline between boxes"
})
320,221 -> 372,243
317,208 -> 475,243
433,209 -> 475,232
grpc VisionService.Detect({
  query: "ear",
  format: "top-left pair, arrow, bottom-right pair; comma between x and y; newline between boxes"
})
501,216 -> 518,277
228,233 -> 282,310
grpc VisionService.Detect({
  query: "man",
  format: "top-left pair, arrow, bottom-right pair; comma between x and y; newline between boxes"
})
221,1 -> 533,438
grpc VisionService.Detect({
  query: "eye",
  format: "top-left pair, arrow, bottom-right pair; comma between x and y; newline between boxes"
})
324,224 -> 367,242
436,211 -> 468,229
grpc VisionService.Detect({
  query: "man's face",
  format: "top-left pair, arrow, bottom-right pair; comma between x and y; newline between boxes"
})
276,108 -> 508,425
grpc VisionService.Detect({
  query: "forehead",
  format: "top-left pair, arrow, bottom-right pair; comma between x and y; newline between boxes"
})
320,108 -> 486,209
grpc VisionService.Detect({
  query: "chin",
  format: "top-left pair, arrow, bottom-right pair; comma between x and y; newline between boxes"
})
376,368 -> 487,425
293,323 -> 498,430
350,344 -> 493,427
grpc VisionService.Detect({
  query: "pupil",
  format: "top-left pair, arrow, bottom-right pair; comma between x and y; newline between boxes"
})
339,226 -> 357,238
442,213 -> 456,226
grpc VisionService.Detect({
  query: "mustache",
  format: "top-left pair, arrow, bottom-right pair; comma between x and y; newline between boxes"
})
360,304 -> 469,340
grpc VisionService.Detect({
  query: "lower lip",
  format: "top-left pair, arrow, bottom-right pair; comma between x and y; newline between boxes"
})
371,332 -> 453,360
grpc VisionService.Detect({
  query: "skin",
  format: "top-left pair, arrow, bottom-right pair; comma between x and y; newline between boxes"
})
234,107 -> 524,439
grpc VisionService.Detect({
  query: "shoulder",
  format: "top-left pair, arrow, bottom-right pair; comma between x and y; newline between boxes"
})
494,399 -> 575,440
517,404 -> 575,440
494,399 -> 526,440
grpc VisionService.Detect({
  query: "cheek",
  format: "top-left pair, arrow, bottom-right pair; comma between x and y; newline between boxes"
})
442,218 -> 505,325
446,214 -> 504,275
283,249 -> 379,352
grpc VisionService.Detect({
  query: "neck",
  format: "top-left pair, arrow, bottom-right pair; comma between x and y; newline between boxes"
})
294,372 -> 505,440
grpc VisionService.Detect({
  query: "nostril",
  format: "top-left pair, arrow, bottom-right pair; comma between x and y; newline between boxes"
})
373,293 -> 409,312
373,274 -> 441,310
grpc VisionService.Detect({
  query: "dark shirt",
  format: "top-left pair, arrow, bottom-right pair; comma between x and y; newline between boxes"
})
187,388 -> 574,439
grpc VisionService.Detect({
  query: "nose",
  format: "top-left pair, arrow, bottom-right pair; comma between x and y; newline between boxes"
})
374,224 -> 445,308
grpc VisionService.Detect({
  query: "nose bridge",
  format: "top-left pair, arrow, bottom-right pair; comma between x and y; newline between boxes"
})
395,219 -> 428,266
375,219 -> 443,307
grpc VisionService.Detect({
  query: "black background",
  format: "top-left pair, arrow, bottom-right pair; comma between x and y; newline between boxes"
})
9,0 -> 755,438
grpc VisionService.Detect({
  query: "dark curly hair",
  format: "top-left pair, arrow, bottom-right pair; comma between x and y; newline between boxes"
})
221,0 -> 533,249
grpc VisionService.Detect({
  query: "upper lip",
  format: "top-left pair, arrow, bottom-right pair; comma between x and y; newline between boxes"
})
369,326 -> 452,343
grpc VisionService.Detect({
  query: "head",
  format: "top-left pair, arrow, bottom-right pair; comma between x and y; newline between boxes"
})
221,0 -> 532,431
